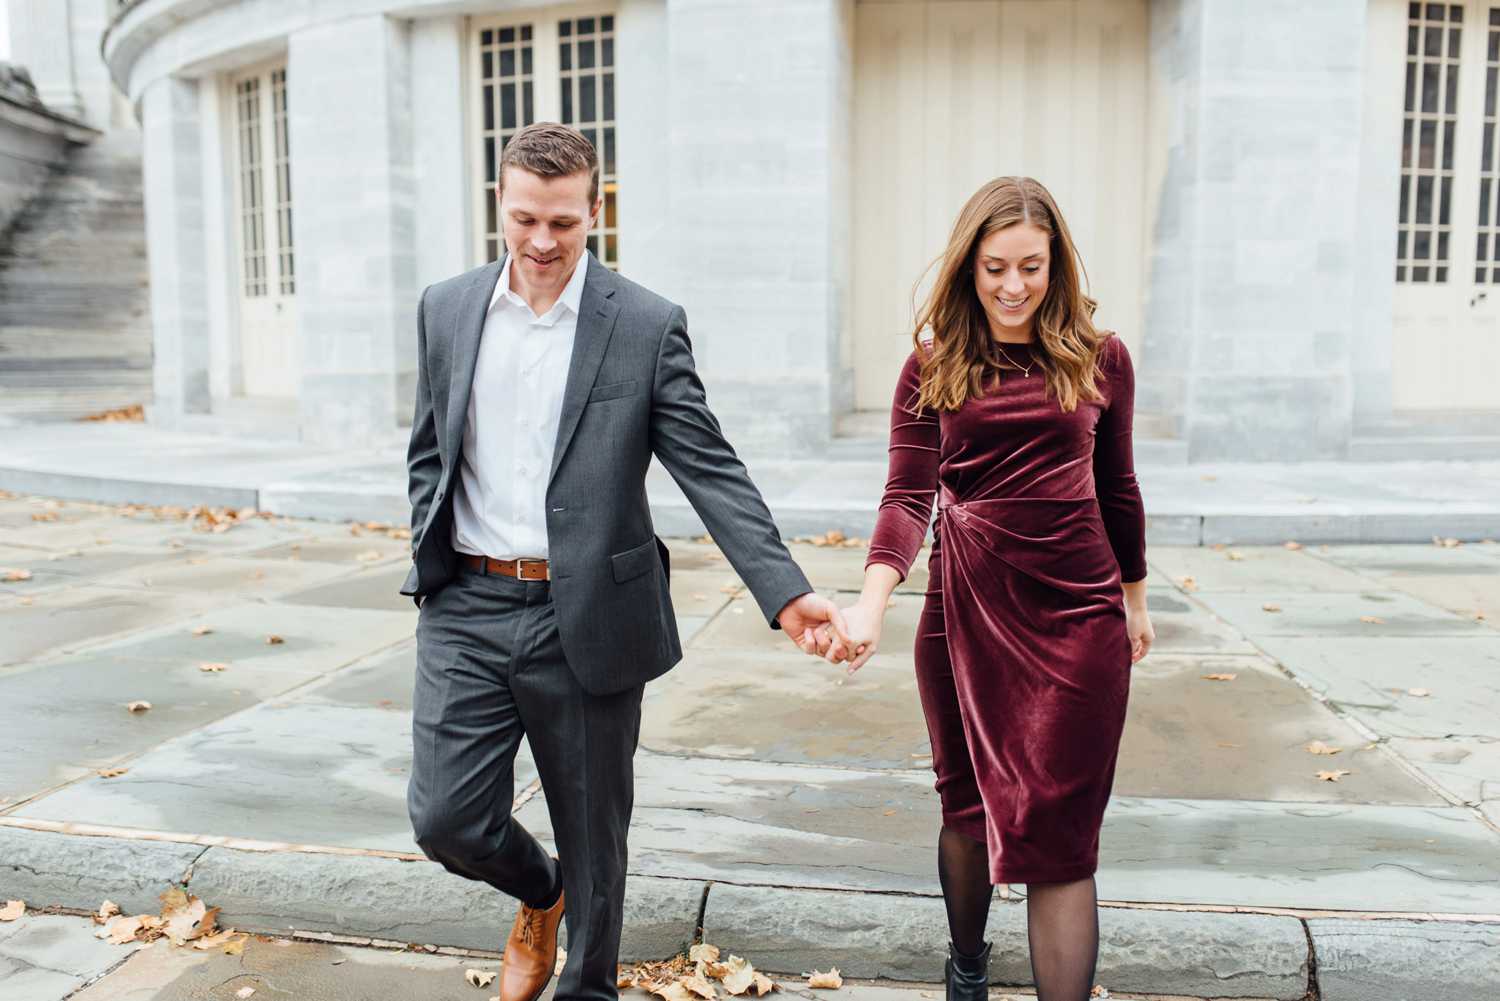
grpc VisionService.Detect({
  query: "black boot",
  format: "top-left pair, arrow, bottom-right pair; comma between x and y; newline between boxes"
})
944,941 -> 991,1001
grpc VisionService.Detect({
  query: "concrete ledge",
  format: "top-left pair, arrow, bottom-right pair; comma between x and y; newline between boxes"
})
184,845 -> 703,958
0,467 -> 257,510
1309,918 -> 1500,1001
0,825 -> 202,915
701,883 -> 1310,999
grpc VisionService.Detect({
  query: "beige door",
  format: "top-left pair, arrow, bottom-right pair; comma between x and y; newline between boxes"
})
851,0 -> 1150,412
1387,1 -> 1500,411
231,64 -> 297,398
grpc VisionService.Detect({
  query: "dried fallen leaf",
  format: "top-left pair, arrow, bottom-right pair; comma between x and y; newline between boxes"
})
752,973 -> 774,996
1305,741 -> 1343,756
199,662 -> 228,673
1407,687 -> 1432,697
466,970 -> 497,988
1360,615 -> 1385,625
1316,769 -> 1352,782
160,889 -> 219,946
650,983 -> 699,1001
191,625 -> 212,636
1433,536 -> 1462,548
0,900 -> 23,921
95,901 -> 120,924
126,701 -> 152,713
266,635 -> 284,645
191,928 -> 243,951
556,947 -> 567,975
682,974 -> 718,999
1283,541 -> 1303,551
1201,673 -> 1238,682
236,987 -> 255,999
1177,575 -> 1199,593
807,969 -> 843,990
356,550 -> 383,562
690,944 -> 722,964
223,935 -> 246,956
98,767 -> 129,778
2,569 -> 32,582
1261,603 -> 1282,613
1226,550 -> 1245,561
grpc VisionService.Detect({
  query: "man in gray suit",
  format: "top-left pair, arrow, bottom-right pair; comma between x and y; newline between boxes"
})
401,123 -> 845,1001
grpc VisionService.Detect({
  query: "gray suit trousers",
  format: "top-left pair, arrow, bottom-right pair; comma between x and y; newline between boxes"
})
408,567 -> 643,1001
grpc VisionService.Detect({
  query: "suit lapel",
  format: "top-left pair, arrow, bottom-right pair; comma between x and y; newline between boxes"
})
549,255 -> 621,485
443,257 -> 505,465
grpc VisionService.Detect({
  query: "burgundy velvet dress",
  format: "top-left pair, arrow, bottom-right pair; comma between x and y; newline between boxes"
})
866,335 -> 1146,885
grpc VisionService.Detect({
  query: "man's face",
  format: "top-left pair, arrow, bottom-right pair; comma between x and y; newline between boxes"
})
497,166 -> 601,294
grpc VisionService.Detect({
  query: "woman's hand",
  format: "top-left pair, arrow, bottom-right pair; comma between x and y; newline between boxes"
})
1123,581 -> 1153,663
822,598 -> 886,674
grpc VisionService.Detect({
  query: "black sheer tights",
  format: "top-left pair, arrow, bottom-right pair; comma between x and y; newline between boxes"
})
936,826 -> 1101,999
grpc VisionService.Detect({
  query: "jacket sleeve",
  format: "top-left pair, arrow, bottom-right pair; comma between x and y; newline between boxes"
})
649,306 -> 812,629
406,285 -> 441,557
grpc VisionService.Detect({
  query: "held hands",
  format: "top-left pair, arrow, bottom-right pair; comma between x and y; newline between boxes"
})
776,592 -> 853,658
820,598 -> 884,673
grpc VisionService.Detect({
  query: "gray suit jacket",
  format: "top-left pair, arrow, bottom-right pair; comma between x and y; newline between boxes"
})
401,253 -> 812,695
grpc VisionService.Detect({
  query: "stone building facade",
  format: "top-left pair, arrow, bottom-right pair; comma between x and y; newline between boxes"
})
11,0 -> 1500,460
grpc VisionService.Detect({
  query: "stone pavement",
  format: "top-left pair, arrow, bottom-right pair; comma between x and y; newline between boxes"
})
2,422 -> 1500,543
0,912 -> 1250,1001
0,492 -> 1497,1000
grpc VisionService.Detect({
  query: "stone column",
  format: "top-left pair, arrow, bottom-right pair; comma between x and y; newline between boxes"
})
288,15 -> 416,447
6,0 -> 84,119
1140,0 -> 1365,461
411,15 -> 468,293
140,75 -> 211,425
68,0 -> 119,132
659,0 -> 854,454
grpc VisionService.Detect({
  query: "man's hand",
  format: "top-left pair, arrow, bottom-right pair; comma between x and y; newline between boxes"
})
777,592 -> 852,657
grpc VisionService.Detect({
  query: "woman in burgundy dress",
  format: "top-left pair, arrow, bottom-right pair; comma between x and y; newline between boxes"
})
828,177 -> 1154,1001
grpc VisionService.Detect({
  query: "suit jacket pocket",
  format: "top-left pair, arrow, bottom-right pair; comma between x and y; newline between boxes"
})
612,537 -> 660,583
588,379 -> 638,404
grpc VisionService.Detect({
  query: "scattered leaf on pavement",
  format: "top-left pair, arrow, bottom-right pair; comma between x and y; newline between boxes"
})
807,969 -> 843,990
690,944 -> 721,964
126,701 -> 152,713
1261,603 -> 1282,612
1316,770 -> 1351,782
0,900 -> 23,921
95,901 -> 120,924
466,970 -> 497,988
1226,550 -> 1245,561
199,662 -> 227,673
1177,576 -> 1198,593
236,987 -> 255,999
2,569 -> 32,582
266,635 -> 285,645
682,974 -> 718,999
1432,536 -> 1461,548
1305,741 -> 1342,756
1407,687 -> 1432,697
191,625 -> 213,636
1359,615 -> 1385,625
1283,541 -> 1303,551
98,767 -> 129,778
1201,673 -> 1237,682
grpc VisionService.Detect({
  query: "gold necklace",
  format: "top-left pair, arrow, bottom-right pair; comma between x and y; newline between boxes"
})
995,342 -> 1035,378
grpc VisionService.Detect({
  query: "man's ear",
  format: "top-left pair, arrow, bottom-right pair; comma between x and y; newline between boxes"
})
591,196 -> 604,228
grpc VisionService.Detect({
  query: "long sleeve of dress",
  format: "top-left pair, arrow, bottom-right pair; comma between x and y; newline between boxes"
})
866,351 -> 940,582
1093,336 -> 1148,583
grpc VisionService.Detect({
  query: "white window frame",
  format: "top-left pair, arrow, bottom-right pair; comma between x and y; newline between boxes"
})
467,4 -> 619,269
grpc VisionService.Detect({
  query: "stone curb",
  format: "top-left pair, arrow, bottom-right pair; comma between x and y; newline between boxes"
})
184,845 -> 702,958
701,882 -> 1310,1000
5,826 -> 1500,999
1308,917 -> 1500,1001
0,826 -> 203,916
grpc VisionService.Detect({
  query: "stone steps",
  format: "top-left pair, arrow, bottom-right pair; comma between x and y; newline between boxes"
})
0,129 -> 154,422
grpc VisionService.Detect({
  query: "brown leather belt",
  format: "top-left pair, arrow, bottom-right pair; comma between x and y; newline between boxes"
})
459,554 -> 550,581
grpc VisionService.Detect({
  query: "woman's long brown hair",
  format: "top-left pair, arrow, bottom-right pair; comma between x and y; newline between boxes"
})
912,176 -> 1108,413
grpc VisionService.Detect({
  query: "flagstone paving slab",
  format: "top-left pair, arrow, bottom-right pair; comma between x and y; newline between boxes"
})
1308,542 -> 1500,576
1250,636 -> 1500,740
1144,545 -> 1376,593
1382,572 -> 1500,622
277,564 -> 420,612
1134,587 -> 1260,654
0,585 -> 222,668
0,912 -> 140,1001
85,554 -> 360,600
1190,590 -> 1488,639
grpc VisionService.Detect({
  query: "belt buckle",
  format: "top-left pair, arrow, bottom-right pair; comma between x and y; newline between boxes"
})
515,557 -> 548,581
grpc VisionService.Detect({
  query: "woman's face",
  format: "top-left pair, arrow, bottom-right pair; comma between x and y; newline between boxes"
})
973,223 -> 1051,340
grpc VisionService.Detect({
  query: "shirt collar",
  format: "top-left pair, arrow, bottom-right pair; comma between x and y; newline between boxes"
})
492,250 -> 591,327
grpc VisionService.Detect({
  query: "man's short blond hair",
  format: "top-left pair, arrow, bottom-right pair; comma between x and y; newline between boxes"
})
497,123 -> 600,204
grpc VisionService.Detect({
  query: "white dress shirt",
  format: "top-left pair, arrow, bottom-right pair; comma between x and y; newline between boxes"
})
451,252 -> 590,560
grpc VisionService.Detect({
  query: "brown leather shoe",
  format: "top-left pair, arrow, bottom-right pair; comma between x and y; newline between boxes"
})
500,889 -> 565,1001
